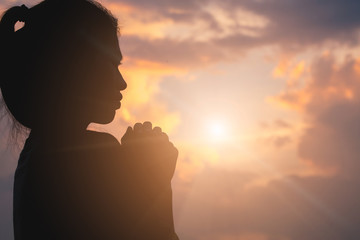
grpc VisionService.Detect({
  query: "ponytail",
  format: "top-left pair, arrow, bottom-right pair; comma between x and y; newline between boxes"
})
0,4 -> 31,132
0,5 -> 28,33
0,5 -> 29,87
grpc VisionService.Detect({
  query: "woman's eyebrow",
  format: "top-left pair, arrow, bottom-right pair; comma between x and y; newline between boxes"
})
118,53 -> 123,64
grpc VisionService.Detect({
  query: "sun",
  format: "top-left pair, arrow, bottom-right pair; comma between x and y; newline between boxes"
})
206,120 -> 229,142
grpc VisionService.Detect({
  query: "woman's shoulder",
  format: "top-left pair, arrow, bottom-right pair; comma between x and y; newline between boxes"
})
84,130 -> 120,148
24,130 -> 123,172
82,131 -> 125,162
28,130 -> 121,160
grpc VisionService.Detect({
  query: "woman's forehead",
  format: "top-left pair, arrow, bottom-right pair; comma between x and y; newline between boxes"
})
83,29 -> 122,63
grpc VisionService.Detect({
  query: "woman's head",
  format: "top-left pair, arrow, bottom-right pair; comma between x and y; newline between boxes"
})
0,0 -> 126,131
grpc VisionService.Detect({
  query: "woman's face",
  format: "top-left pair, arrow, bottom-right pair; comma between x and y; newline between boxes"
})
70,28 -> 127,125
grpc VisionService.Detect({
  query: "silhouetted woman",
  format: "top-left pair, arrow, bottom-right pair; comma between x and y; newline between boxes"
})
0,1 -> 179,239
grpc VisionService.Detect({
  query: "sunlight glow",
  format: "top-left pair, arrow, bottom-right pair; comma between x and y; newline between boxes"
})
206,120 -> 229,142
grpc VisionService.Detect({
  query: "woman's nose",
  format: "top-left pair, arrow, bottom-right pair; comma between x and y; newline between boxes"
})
116,69 -> 127,91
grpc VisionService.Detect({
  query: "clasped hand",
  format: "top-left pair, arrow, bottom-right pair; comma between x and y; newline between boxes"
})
121,121 -> 178,182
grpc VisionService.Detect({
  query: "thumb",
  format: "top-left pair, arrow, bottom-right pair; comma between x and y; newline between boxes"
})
121,126 -> 133,144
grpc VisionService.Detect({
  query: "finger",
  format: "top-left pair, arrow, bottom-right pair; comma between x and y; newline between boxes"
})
125,126 -> 134,136
134,122 -> 143,133
121,126 -> 133,144
160,132 -> 169,142
123,126 -> 133,136
153,126 -> 162,134
143,121 -> 152,131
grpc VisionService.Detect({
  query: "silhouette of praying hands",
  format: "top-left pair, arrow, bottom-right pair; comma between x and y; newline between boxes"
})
116,122 -> 179,239
121,122 -> 178,181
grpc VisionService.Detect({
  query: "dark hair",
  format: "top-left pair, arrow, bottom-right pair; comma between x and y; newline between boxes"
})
0,0 -> 118,138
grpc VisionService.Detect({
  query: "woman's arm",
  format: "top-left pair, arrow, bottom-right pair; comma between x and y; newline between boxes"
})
32,129 -> 178,239
119,122 -> 179,239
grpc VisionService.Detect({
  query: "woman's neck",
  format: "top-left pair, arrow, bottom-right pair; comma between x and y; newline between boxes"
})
31,118 -> 89,141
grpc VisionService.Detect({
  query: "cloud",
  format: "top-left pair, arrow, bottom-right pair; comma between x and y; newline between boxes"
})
3,0 -> 360,72
243,175 -> 360,240
173,163 -> 360,240
120,36 -> 227,69
273,54 -> 360,178
105,0 -> 360,65
218,0 -> 360,48
257,119 -> 294,149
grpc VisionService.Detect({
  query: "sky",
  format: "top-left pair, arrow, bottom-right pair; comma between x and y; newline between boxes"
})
1,0 -> 360,239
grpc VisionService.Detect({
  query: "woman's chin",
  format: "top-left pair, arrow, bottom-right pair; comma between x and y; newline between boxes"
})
83,101 -> 121,124
91,109 -> 117,124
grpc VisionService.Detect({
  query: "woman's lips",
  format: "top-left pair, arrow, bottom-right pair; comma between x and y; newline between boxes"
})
95,92 -> 123,109
113,93 -> 122,109
113,92 -> 123,101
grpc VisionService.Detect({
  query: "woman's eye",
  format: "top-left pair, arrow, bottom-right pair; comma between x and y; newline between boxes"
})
114,62 -> 121,67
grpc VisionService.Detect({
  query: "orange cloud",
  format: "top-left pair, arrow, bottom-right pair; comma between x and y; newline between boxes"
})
267,89 -> 311,112
271,53 -> 360,178
119,58 -> 184,130
273,57 -> 306,81
273,58 -> 291,78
